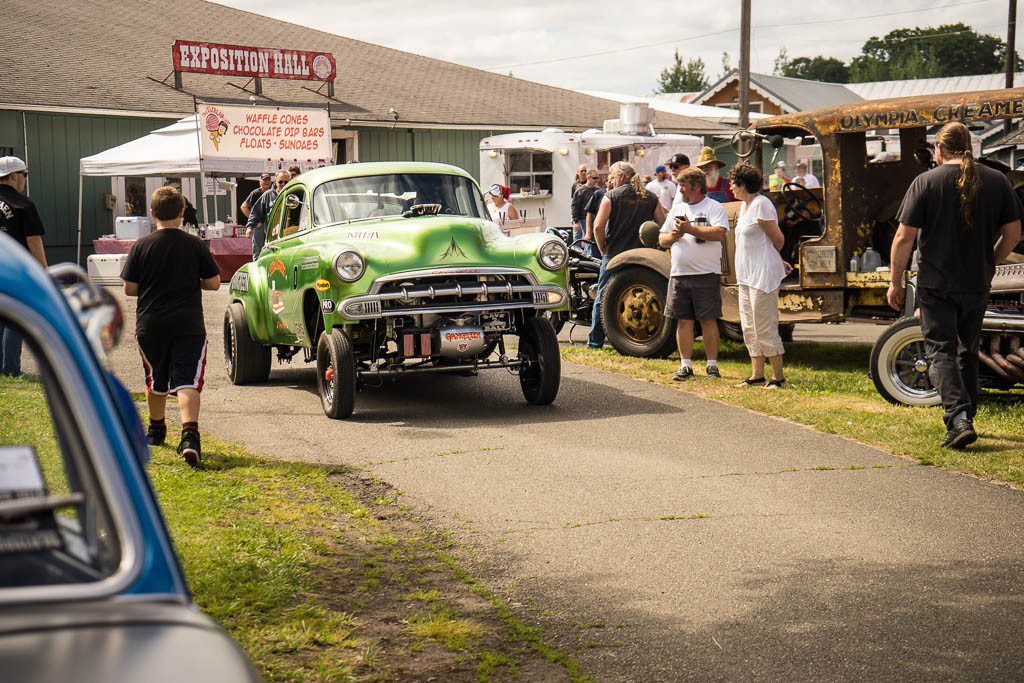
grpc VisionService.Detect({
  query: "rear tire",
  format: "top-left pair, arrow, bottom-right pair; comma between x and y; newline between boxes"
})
224,303 -> 271,385
870,317 -> 940,407
601,267 -> 675,358
316,328 -> 356,419
519,316 -> 561,405
718,320 -> 744,342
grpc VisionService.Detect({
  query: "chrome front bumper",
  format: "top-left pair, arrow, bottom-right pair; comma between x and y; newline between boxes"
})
339,267 -> 567,320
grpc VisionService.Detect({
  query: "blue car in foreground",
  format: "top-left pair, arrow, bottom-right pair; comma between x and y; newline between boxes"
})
0,233 -> 257,682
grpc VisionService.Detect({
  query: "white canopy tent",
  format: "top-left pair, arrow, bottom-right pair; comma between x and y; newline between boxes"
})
76,114 -> 265,262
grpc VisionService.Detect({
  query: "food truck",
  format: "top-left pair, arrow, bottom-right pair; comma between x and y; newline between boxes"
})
479,104 -> 702,228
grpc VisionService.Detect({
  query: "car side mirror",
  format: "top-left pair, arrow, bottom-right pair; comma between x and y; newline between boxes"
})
768,135 -> 784,150
285,194 -> 301,210
638,220 -> 661,248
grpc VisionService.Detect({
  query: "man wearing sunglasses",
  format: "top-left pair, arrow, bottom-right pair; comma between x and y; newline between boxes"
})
245,169 -> 290,260
0,156 -> 46,376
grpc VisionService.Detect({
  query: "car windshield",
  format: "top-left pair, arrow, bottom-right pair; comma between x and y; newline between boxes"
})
313,173 -> 487,225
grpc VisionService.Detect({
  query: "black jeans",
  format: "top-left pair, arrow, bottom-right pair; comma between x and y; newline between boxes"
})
917,288 -> 988,428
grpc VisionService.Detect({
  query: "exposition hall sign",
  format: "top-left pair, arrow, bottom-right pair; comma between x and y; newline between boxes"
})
173,39 -> 336,82
198,103 -> 332,162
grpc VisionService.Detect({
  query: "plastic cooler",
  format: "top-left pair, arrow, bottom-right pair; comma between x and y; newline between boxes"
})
87,254 -> 127,286
114,216 -> 154,239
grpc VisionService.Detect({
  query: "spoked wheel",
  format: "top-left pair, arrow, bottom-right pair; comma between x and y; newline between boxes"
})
316,328 -> 356,419
224,303 -> 271,385
870,317 -> 940,407
518,316 -> 561,405
601,267 -> 675,357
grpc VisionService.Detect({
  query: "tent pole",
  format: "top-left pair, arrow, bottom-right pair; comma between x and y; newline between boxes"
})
76,174 -> 84,265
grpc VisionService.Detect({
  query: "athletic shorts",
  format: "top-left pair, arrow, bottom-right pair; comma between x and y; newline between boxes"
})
137,334 -> 208,396
665,273 -> 722,321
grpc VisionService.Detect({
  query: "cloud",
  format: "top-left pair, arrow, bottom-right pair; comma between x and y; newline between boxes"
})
214,0 -> 1014,95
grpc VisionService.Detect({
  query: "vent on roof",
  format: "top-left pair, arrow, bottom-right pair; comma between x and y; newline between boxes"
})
541,127 -> 564,134
603,103 -> 654,136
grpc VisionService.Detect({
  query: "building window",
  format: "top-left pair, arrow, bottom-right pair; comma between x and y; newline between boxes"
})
506,151 -> 553,195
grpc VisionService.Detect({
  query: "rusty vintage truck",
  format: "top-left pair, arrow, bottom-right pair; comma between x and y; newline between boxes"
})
599,88 -> 1024,404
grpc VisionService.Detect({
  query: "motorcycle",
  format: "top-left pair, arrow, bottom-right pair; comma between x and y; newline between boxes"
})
544,228 -> 602,334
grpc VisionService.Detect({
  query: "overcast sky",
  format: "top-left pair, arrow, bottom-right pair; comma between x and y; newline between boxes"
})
215,0 -> 1015,95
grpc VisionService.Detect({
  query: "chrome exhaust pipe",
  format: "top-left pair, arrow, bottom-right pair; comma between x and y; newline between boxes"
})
982,314 -> 1024,333
979,349 -> 1015,381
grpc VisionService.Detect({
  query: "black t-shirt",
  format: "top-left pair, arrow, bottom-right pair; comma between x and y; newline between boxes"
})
244,187 -> 264,210
0,185 -> 45,251
584,188 -> 605,216
604,185 -> 659,259
120,229 -> 220,337
571,185 -> 599,224
897,164 -> 1020,292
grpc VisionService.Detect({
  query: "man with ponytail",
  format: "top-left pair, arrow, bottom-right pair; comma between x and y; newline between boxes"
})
889,121 -> 1021,449
588,161 -> 667,348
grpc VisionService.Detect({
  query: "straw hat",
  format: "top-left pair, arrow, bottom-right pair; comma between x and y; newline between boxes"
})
694,147 -> 725,170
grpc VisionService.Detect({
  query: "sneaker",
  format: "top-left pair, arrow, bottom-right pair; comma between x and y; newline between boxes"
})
673,366 -> 694,381
940,418 -> 978,450
146,424 -> 166,447
177,430 -> 202,468
706,365 -> 721,379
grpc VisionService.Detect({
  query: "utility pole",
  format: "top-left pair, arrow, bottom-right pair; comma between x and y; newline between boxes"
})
1006,0 -> 1017,136
739,0 -> 752,129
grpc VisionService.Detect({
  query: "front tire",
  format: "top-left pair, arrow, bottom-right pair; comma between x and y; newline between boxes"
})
870,317 -> 940,407
316,328 -> 356,419
601,267 -> 675,358
224,303 -> 271,385
519,316 -> 561,405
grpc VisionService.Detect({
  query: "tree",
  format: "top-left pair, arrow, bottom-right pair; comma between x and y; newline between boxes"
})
773,48 -> 850,83
849,23 -> 1023,82
655,51 -> 709,93
721,52 -> 733,79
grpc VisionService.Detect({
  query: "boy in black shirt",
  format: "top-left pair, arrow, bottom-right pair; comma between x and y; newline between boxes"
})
122,186 -> 221,466
889,122 -> 1021,449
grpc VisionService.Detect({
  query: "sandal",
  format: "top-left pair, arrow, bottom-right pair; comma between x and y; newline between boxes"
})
764,378 -> 786,389
735,377 -> 765,387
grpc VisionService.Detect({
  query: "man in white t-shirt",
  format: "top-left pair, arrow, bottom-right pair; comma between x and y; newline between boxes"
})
794,160 -> 820,188
658,167 -> 730,380
645,165 -> 676,211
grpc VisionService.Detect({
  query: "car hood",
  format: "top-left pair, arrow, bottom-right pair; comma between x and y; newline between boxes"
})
308,215 -> 555,274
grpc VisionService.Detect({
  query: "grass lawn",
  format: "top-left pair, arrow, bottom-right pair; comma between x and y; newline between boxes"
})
563,340 -> 1024,489
0,377 -> 586,682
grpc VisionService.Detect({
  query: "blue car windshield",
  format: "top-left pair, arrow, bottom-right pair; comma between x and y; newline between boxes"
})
312,173 -> 487,225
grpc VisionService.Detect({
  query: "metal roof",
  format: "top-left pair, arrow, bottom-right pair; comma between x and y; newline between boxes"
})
846,73 -> 1024,100
694,71 -> 862,113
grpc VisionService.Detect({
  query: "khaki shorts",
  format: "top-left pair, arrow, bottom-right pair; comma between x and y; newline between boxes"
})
665,273 -> 722,321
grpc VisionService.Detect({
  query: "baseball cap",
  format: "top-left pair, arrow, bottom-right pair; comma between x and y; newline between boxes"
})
0,156 -> 27,176
655,165 -> 666,173
259,172 -> 272,180
775,161 -> 786,169
668,153 -> 690,167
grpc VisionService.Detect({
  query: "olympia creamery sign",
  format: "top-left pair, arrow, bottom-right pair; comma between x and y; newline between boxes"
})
198,103 -> 331,161
173,40 -> 336,82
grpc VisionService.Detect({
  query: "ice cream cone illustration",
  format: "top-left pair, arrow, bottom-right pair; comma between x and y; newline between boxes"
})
205,111 -> 229,151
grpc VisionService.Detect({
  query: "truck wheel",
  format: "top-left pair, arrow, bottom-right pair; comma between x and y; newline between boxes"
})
316,329 -> 356,419
779,323 -> 796,343
718,320 -> 744,342
870,317 -> 940,407
519,316 -> 561,405
601,267 -> 675,358
224,303 -> 271,385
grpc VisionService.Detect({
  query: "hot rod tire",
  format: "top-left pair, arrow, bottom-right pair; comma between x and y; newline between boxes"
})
870,317 -> 941,407
601,267 -> 675,358
317,329 -> 356,419
718,320 -> 744,342
224,303 -> 271,385
519,316 -> 561,405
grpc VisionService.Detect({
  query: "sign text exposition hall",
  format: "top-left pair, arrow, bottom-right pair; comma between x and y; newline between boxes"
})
173,40 -> 336,82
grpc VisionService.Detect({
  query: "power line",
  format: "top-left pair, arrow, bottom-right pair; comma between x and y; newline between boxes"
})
487,0 -> 997,71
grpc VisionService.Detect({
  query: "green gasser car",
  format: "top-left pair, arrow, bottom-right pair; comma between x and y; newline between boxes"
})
225,162 -> 569,418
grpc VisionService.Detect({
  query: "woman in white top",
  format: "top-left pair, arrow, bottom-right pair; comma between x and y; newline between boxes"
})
487,184 -> 519,228
729,163 -> 790,389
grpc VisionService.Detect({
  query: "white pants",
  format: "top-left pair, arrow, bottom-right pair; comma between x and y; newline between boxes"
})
738,283 -> 785,358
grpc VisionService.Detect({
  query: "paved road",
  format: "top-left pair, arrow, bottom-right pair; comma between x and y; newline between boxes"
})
108,288 -> 1024,681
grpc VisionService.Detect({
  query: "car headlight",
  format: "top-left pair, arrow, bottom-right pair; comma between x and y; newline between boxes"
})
333,250 -> 365,282
537,240 -> 568,271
